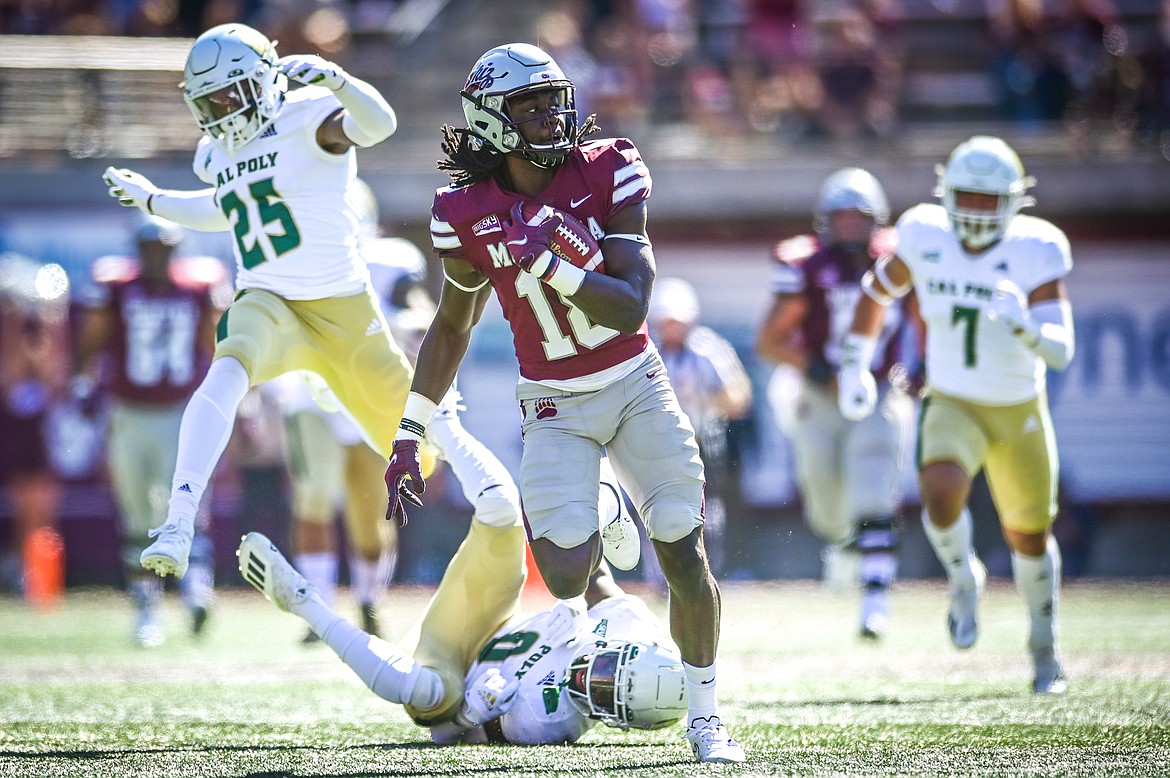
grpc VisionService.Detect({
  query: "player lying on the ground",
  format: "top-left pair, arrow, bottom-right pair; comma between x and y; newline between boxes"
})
237,525 -> 687,744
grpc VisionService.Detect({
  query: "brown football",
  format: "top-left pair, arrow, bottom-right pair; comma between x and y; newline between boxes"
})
518,202 -> 604,272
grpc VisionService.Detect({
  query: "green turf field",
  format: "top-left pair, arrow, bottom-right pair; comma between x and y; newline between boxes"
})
1,578 -> 1167,777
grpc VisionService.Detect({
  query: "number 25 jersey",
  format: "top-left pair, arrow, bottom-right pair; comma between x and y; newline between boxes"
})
192,87 -> 369,301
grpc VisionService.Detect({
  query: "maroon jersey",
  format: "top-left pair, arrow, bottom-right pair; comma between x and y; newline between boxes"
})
92,257 -> 220,404
767,229 -> 906,380
431,138 -> 652,383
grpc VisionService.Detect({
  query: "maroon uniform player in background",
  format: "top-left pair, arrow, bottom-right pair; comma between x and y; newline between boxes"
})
382,43 -> 745,763
74,216 -> 227,646
756,168 -> 919,640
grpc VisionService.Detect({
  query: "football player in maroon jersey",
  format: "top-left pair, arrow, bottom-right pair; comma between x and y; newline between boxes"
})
756,168 -> 917,641
74,217 -> 227,646
382,44 -> 744,763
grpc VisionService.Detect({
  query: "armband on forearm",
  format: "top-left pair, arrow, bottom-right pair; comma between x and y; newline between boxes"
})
538,255 -> 587,296
149,189 -> 230,231
861,270 -> 894,306
1017,300 -> 1075,371
338,77 -> 397,147
397,391 -> 438,441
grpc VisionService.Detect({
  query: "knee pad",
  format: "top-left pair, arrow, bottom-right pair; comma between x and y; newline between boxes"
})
643,498 -> 702,544
473,483 -> 521,528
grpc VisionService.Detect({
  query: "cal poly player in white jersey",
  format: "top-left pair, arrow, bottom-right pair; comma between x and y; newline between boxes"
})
236,513 -> 686,744
101,23 -> 411,582
837,136 -> 1075,694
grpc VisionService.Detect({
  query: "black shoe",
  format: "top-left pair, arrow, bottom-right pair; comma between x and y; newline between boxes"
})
191,605 -> 209,637
360,603 -> 380,637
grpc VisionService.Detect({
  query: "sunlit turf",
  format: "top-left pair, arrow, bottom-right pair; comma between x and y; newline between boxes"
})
2,579 -> 1168,777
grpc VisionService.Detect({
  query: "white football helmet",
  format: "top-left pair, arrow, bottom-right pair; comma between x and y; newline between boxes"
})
180,24 -> 285,153
814,167 -> 889,247
461,43 -> 579,168
935,135 -> 1035,250
566,640 -> 687,730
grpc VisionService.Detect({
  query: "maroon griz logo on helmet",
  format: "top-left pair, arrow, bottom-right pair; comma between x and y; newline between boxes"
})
465,63 -> 502,93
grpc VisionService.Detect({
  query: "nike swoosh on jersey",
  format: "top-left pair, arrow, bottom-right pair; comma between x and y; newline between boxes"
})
570,194 -> 592,208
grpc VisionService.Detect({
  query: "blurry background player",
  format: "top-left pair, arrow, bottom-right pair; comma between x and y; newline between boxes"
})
646,277 -> 752,580
74,216 -> 228,646
0,254 -> 70,608
100,23 -> 407,584
756,168 -> 916,639
838,137 -> 1074,693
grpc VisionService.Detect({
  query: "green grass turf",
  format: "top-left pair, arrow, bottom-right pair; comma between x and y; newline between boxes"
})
1,578 -> 1167,777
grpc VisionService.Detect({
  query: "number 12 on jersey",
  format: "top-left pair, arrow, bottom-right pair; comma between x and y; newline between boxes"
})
516,271 -> 618,360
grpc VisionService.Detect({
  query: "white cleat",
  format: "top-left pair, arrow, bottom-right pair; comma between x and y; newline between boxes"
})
947,555 -> 987,650
684,717 -> 746,764
140,522 -> 193,579
236,532 -> 312,612
134,608 -> 164,648
1031,647 -> 1069,695
859,584 -> 889,640
600,482 -> 640,571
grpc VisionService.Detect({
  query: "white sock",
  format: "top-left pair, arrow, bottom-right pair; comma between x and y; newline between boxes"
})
169,358 -> 250,520
1011,536 -> 1061,653
427,408 -> 519,525
293,593 -> 441,708
683,661 -> 718,726
922,507 -> 977,588
349,554 -> 385,607
295,552 -> 337,607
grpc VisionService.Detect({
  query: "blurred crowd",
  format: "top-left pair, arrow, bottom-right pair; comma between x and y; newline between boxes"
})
4,0 -> 1169,153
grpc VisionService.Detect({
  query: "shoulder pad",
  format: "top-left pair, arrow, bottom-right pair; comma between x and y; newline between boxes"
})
92,256 -> 139,284
773,234 -> 818,265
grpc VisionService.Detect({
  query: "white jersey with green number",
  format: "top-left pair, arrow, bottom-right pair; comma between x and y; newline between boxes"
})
896,203 -> 1072,405
192,87 -> 369,300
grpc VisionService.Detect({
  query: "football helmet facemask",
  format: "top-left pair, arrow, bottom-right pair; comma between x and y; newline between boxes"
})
935,135 -> 1035,250
814,167 -> 889,253
181,24 -> 286,153
566,640 -> 687,731
461,43 -> 579,169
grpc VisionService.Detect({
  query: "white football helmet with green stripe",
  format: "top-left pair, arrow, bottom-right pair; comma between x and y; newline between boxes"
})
180,24 -> 286,153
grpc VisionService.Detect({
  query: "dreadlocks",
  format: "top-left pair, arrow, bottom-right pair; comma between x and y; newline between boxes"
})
437,115 -> 601,188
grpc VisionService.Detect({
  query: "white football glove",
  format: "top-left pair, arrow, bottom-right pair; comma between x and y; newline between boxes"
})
457,669 -> 520,728
836,333 -> 878,421
544,600 -> 584,648
103,167 -> 159,214
278,55 -> 347,91
986,279 -> 1031,334
837,364 -> 877,421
